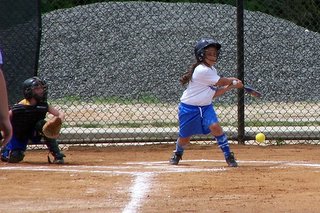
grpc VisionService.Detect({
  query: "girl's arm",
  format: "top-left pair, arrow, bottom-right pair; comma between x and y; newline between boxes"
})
213,78 -> 243,98
215,77 -> 240,87
0,71 -> 12,145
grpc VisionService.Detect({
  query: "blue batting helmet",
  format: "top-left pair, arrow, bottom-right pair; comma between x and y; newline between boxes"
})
194,38 -> 221,61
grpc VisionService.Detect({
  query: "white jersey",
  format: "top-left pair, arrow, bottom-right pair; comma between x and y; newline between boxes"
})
180,64 -> 220,106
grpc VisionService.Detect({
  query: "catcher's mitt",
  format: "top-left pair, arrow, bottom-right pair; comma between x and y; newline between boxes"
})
42,117 -> 62,139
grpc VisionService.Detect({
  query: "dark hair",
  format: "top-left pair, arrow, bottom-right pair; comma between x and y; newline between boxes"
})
180,39 -> 220,86
179,61 -> 201,86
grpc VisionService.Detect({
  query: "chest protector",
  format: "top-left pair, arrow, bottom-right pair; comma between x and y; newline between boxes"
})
11,102 -> 49,140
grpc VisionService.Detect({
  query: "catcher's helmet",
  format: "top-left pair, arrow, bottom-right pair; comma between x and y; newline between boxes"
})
194,38 -> 221,61
22,77 -> 48,101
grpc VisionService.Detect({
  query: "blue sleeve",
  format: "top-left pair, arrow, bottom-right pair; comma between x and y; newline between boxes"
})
0,48 -> 3,68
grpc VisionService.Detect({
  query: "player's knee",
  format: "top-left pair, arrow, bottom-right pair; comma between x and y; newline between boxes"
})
8,150 -> 25,163
178,137 -> 191,145
209,123 -> 223,135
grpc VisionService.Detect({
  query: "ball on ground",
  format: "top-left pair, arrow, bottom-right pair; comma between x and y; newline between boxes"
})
255,133 -> 266,143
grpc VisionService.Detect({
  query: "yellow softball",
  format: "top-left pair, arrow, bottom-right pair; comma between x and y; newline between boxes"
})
255,133 -> 266,143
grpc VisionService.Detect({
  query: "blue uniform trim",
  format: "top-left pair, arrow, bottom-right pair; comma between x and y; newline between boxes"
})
216,133 -> 231,158
1,131 -> 43,160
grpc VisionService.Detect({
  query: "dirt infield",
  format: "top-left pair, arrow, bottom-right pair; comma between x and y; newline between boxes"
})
1,144 -> 320,213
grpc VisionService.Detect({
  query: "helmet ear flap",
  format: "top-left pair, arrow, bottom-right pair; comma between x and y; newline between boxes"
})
24,87 -> 33,99
195,49 -> 205,61
198,49 -> 205,61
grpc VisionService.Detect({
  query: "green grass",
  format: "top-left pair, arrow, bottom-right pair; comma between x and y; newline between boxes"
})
92,95 -> 161,104
68,121 -> 178,128
65,120 -> 319,128
245,120 -> 320,127
275,139 -> 286,146
48,97 -> 319,128
49,94 -> 162,105
78,123 -> 104,128
48,96 -> 82,105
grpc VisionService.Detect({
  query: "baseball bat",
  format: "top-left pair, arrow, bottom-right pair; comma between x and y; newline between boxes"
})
232,80 -> 262,98
243,85 -> 262,98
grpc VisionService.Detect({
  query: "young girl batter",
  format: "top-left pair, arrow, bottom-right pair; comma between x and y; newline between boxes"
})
169,38 -> 243,167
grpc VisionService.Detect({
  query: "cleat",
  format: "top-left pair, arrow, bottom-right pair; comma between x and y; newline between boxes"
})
225,152 -> 238,167
169,152 -> 182,165
48,152 -> 65,164
0,147 -> 8,162
52,158 -> 64,164
1,156 -> 8,162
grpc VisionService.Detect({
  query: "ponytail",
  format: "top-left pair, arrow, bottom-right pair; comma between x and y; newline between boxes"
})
179,61 -> 201,86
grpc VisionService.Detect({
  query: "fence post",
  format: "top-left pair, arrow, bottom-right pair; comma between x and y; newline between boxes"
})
35,0 -> 42,76
236,0 -> 245,144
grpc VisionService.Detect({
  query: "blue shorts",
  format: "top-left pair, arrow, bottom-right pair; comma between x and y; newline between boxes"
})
178,102 -> 219,138
4,132 -> 42,151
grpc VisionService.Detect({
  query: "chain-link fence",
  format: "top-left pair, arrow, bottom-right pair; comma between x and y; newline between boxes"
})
241,0 -> 320,144
2,0 -> 319,145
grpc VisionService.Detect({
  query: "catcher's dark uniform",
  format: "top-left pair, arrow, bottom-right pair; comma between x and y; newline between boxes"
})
1,99 -> 65,163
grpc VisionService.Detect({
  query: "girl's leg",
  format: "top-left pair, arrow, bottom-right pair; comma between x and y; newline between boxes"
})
209,123 -> 238,167
175,137 -> 190,154
169,137 -> 190,165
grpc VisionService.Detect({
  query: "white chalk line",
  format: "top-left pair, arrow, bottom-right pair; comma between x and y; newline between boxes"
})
0,162 -> 227,175
125,159 -> 320,169
122,172 -> 154,213
1,160 -> 320,213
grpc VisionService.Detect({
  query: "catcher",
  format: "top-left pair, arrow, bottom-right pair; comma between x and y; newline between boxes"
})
1,76 -> 66,164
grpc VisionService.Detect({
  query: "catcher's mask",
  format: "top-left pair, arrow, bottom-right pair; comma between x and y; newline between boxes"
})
194,38 -> 221,62
22,77 -> 48,102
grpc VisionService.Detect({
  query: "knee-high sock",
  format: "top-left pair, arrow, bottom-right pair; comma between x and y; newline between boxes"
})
216,133 -> 231,158
175,140 -> 185,155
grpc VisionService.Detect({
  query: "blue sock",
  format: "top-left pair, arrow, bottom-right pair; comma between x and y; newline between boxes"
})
175,140 -> 185,155
216,133 -> 231,158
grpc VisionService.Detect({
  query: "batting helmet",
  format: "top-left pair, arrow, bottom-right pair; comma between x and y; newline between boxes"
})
22,77 -> 48,101
194,38 -> 221,61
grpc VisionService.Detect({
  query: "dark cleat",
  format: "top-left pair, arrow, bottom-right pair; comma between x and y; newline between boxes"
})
225,152 -> 238,167
169,152 -> 182,165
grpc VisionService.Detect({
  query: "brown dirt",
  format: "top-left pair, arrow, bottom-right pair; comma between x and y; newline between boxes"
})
1,144 -> 320,213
